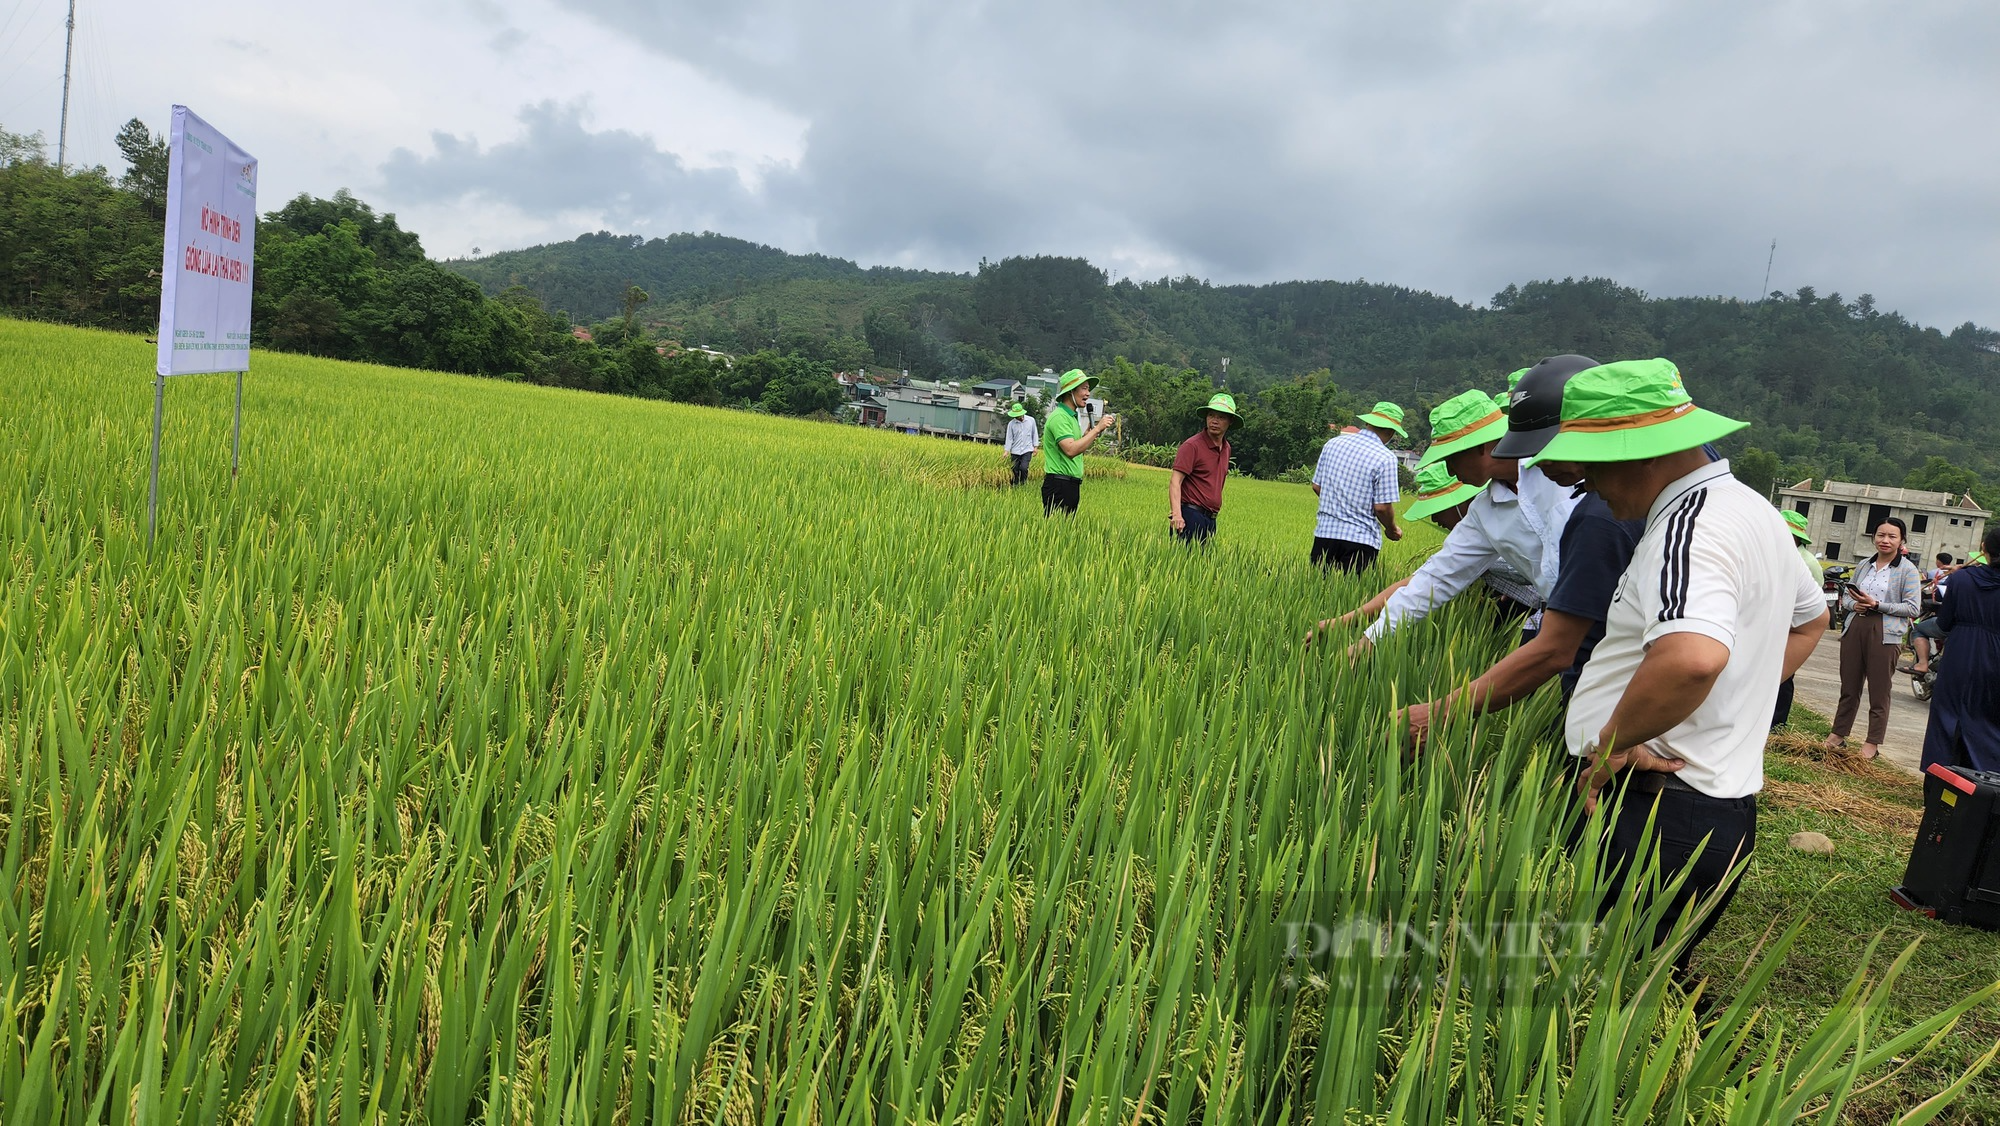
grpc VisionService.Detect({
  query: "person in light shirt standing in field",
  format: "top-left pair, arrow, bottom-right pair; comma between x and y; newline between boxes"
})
1309,400 -> 1407,571
1531,359 -> 1828,976
1168,392 -> 1240,544
1304,462 -> 1488,638
1040,369 -> 1117,516
1003,402 -> 1039,486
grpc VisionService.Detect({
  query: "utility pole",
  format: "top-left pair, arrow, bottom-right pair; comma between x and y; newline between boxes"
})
57,0 -> 77,171
1760,239 -> 1776,301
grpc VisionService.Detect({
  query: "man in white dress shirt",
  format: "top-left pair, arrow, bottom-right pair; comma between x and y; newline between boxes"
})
1396,355 -> 1647,745
1344,388 -> 1581,659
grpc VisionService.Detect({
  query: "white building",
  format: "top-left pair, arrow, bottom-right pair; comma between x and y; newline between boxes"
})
1776,479 -> 1989,565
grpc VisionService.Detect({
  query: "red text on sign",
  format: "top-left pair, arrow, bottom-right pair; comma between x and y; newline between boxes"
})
200,204 -> 241,242
183,244 -> 247,283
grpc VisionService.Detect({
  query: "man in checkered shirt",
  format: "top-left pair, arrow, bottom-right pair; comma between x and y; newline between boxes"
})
1310,401 -> 1407,572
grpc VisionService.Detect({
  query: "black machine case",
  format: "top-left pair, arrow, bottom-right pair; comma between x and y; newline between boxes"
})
1890,764 -> 2000,931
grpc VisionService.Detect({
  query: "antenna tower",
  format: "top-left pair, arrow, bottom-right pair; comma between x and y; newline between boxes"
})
57,0 -> 77,170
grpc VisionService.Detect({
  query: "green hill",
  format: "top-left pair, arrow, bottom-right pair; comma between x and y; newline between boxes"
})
443,230 -> 957,325
443,236 -> 2000,498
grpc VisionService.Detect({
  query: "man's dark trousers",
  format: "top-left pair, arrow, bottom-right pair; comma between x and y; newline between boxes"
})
1311,537 -> 1377,572
1011,452 -> 1032,486
1597,775 -> 1756,974
1042,474 -> 1081,516
1176,504 -> 1216,545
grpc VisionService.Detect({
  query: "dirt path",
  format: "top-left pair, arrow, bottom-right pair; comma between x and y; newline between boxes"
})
1789,626 -> 1931,776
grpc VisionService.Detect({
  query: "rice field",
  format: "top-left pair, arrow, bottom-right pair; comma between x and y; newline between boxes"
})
3,317 -> 1994,1123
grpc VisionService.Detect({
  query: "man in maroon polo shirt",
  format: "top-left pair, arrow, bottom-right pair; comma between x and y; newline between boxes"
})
1169,393 -> 1241,544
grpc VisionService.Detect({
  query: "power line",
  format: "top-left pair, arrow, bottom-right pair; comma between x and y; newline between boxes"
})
0,0 -> 47,60
0,21 -> 63,104
76,0 -> 114,169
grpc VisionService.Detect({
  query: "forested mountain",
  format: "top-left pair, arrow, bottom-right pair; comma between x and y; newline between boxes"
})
5,116 -> 1995,496
443,234 -> 2000,500
447,231 -> 956,322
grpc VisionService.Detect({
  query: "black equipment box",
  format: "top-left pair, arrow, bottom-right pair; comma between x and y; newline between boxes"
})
1889,764 -> 2000,931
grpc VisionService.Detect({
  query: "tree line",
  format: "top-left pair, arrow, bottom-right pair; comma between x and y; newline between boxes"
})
6,117 -> 1999,498
466,235 -> 2000,503
0,120 -> 846,418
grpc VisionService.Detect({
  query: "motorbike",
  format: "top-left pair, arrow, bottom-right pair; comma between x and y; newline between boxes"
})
1822,564 -> 1855,632
1904,608 -> 1944,701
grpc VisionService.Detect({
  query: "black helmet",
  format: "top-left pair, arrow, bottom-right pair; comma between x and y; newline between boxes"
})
1492,353 -> 1601,459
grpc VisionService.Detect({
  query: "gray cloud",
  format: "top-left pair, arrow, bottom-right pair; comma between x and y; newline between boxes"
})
381,100 -> 765,233
428,0 -> 1999,325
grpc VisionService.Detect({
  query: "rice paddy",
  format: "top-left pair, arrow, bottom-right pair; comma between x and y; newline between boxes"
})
3,318 -> 1994,1123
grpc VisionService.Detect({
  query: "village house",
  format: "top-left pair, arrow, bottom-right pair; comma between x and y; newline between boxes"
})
1776,479 -> 1990,564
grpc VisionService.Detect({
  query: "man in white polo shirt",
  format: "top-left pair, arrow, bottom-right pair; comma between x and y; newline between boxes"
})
1527,358 -> 1828,975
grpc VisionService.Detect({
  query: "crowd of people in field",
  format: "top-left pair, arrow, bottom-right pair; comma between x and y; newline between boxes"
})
1016,357 -> 2000,980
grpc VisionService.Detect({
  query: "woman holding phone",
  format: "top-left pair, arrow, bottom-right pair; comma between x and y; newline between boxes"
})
1824,517 -> 1922,761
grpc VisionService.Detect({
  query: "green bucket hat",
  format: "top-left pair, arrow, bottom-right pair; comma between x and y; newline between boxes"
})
1007,402 -> 1027,419
1525,358 -> 1748,466
1783,508 -> 1810,544
1503,367 -> 1530,403
1355,400 -> 1408,438
1403,462 -> 1487,523
1202,391 -> 1242,422
1416,389 -> 1509,469
1055,368 -> 1093,399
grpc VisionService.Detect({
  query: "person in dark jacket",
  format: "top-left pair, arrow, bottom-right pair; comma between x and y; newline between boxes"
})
1921,526 -> 2000,774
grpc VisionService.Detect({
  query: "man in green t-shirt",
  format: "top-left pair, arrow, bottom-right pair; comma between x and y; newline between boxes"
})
1040,369 -> 1117,516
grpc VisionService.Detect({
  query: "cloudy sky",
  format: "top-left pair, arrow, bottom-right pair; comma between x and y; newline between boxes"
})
4,0 -> 1994,326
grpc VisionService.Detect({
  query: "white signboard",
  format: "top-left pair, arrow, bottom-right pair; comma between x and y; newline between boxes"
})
156,105 -> 257,376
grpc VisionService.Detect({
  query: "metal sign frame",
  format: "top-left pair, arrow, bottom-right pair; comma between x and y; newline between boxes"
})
146,370 -> 243,545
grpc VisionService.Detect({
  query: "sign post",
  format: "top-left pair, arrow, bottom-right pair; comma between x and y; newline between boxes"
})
150,104 -> 256,545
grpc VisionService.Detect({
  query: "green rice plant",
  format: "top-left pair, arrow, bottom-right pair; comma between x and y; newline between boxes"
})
1,316 -> 1994,1123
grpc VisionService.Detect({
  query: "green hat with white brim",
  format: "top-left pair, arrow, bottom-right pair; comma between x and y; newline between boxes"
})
1008,402 -> 1027,418
1415,389 -> 1509,469
1525,358 -> 1748,466
1403,462 -> 1486,523
1202,391 -> 1242,422
1356,400 -> 1408,438
1783,508 -> 1810,544
1055,368 -> 1093,398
